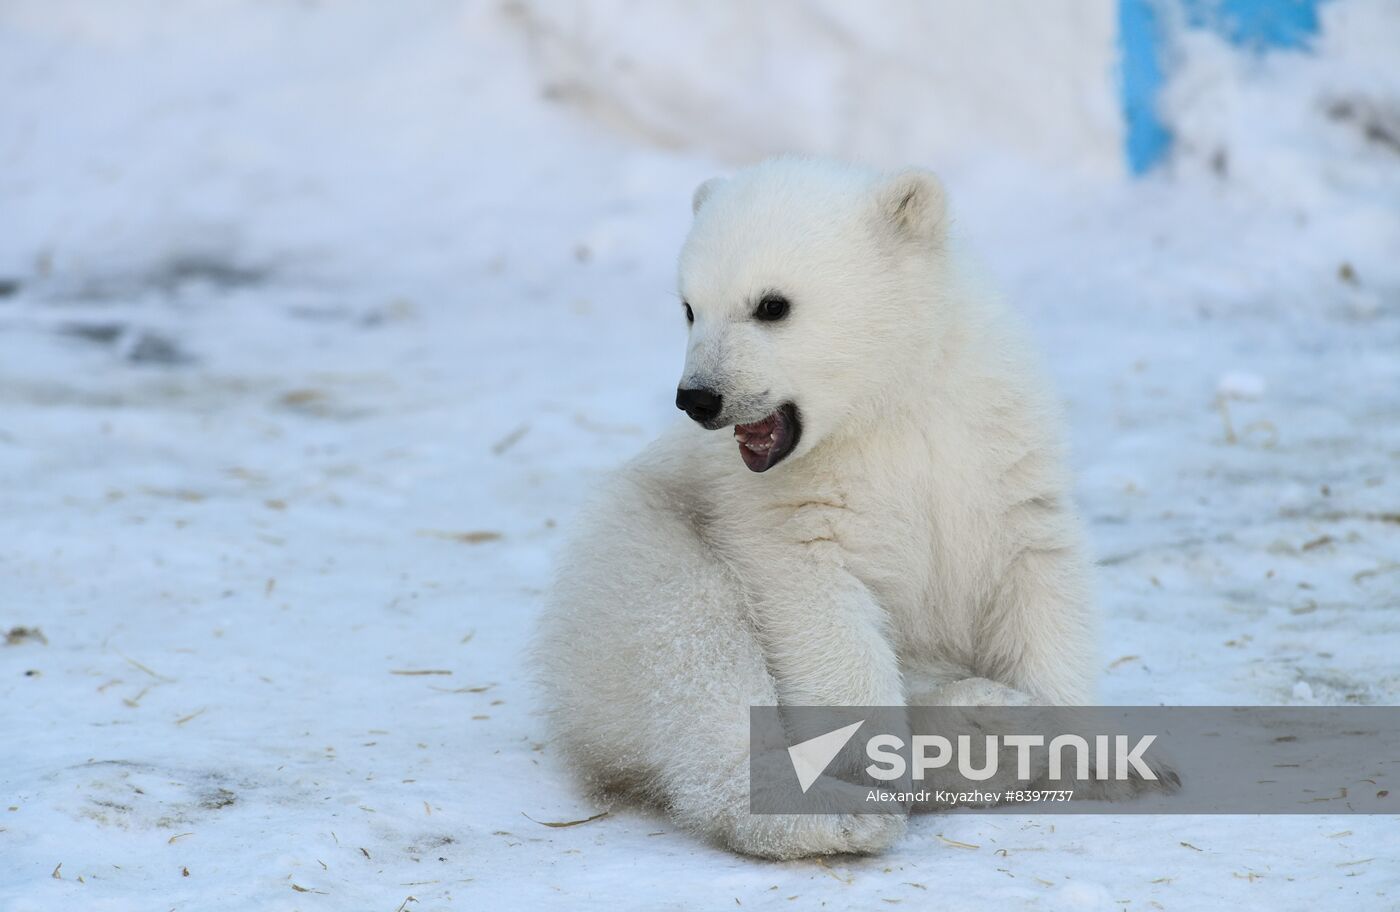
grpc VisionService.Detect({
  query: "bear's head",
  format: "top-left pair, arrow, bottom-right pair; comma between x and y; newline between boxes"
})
675,157 -> 949,473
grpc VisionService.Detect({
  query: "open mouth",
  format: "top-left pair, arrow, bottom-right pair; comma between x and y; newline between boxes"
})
733,403 -> 801,473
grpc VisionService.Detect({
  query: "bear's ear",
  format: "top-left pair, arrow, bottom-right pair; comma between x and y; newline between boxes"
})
874,168 -> 946,243
691,177 -> 725,215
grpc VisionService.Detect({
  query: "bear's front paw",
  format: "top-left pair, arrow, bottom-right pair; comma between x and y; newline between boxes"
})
725,811 -> 906,860
1075,744 -> 1181,803
833,811 -> 908,855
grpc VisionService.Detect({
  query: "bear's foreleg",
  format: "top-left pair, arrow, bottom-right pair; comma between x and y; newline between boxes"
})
747,557 -> 905,709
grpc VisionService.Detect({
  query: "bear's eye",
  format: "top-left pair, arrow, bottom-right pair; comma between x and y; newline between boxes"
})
755,294 -> 790,322
683,301 -> 694,324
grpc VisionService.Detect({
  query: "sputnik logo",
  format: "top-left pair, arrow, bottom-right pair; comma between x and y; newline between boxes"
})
787,720 -> 864,793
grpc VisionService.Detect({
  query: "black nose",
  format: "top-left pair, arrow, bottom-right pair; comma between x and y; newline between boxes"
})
676,386 -> 723,424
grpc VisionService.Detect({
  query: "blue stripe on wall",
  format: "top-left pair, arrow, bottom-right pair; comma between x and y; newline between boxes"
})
1119,0 -> 1327,174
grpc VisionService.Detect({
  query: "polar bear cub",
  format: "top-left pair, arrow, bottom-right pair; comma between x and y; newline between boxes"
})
535,157 -> 1095,859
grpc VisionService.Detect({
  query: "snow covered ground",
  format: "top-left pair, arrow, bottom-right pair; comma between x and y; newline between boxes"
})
2,2 -> 1398,909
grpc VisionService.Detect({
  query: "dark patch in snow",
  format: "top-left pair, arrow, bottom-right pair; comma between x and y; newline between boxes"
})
54,321 -> 197,365
59,321 -> 127,344
151,255 -> 269,292
35,253 -> 273,303
125,330 -> 194,366
199,787 -> 237,810
1325,98 -> 1400,155
404,833 -> 459,862
47,761 -> 259,830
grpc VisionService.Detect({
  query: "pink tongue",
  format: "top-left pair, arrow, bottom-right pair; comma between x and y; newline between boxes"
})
738,437 -> 772,472
734,409 -> 785,472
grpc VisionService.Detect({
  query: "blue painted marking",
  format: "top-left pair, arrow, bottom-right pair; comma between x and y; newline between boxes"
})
1119,0 -> 1327,174
1120,0 -> 1172,175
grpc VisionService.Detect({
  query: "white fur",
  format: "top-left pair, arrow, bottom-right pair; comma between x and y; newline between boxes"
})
534,157 -> 1095,859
